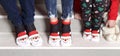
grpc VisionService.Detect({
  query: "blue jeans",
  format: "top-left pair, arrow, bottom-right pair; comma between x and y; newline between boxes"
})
45,0 -> 73,20
0,0 -> 35,26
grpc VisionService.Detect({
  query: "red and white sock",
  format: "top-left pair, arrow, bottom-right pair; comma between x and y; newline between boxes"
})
28,30 -> 43,46
16,31 -> 30,47
49,20 -> 61,47
91,30 -> 100,42
61,21 -> 72,47
83,29 -> 92,40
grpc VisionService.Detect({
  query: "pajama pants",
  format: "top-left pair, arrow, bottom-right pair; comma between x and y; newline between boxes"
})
81,0 -> 110,30
0,0 -> 35,26
45,0 -> 73,20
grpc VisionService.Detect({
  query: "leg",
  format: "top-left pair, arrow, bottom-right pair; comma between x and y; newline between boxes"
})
105,0 -> 111,12
81,0 -> 93,40
61,0 -> 73,32
0,0 -> 30,46
61,0 -> 74,47
81,0 -> 92,30
19,0 -> 43,46
91,0 -> 106,42
45,0 -> 58,22
19,0 -> 36,33
45,0 -> 60,47
92,0 -> 106,30
0,0 -> 23,26
19,0 -> 35,25
61,0 -> 73,20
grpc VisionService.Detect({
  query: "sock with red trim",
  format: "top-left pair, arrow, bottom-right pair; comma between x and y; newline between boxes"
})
24,24 -> 36,34
24,23 -> 40,36
15,25 -> 26,37
50,20 -> 59,36
92,30 -> 99,34
61,21 -> 71,36
84,29 -> 91,32
28,30 -> 38,36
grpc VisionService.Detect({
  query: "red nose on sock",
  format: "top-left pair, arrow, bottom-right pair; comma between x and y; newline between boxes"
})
62,33 -> 71,36
50,20 -> 58,25
62,21 -> 71,25
50,33 -> 59,36
29,30 -> 38,36
85,29 -> 91,32
17,32 -> 26,37
92,30 -> 99,34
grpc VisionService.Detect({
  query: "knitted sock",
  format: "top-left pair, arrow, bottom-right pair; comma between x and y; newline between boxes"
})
15,25 -> 26,37
84,29 -> 91,32
24,24 -> 36,34
50,20 -> 59,36
92,30 -> 99,34
61,21 -> 71,36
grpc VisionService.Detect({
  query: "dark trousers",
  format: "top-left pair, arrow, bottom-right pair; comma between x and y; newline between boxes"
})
81,0 -> 110,30
45,0 -> 73,19
0,0 -> 35,26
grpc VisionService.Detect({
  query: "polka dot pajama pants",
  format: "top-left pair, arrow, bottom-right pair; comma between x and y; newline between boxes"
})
81,0 -> 109,30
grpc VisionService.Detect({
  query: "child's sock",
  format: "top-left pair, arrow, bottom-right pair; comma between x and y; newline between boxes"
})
61,20 -> 72,47
25,24 -> 42,46
61,21 -> 71,36
15,25 -> 30,47
49,20 -> 60,47
83,29 -> 92,40
24,24 -> 36,33
91,30 -> 100,42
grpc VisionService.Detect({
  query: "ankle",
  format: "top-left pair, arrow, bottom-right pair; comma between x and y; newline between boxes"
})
50,20 -> 59,34
24,24 -> 36,34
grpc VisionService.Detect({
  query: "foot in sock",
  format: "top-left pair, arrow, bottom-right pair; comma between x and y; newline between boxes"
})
49,32 -> 61,47
91,30 -> 100,42
28,30 -> 43,46
15,25 -> 30,47
83,29 -> 92,40
61,21 -> 72,47
49,20 -> 60,47
25,24 -> 43,46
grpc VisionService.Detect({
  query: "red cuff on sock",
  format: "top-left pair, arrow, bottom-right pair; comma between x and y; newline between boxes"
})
29,30 -> 38,36
85,29 -> 91,32
17,32 -> 26,37
50,33 -> 59,36
62,33 -> 71,36
92,30 -> 99,34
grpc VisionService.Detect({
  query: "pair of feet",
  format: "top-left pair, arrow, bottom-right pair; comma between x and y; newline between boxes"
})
49,20 -> 72,47
49,32 -> 72,47
16,24 -> 42,47
83,29 -> 100,42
